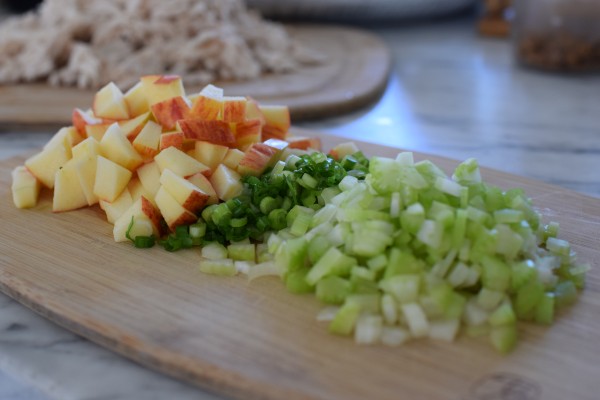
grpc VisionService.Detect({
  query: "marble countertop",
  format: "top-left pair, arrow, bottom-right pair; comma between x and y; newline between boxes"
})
0,17 -> 599,400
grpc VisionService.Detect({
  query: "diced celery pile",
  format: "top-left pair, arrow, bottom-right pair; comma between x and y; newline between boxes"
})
265,152 -> 587,353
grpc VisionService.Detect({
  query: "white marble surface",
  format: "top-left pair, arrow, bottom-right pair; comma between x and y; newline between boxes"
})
0,17 -> 599,400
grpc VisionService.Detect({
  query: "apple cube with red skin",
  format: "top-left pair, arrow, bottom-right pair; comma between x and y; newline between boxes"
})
286,136 -> 322,151
140,75 -> 186,106
190,84 -> 223,120
222,148 -> 245,171
222,96 -> 246,123
232,119 -> 262,150
100,123 -> 143,171
119,112 -> 151,140
100,188 -> 133,224
159,131 -> 185,151
93,156 -> 132,202
160,169 -> 210,214
193,141 -> 229,170
179,119 -> 235,147
72,108 -> 103,136
151,96 -> 192,131
237,142 -> 282,177
259,105 -> 290,140
11,166 -> 41,209
25,139 -> 72,189
154,146 -> 210,178
209,164 -> 243,201
53,159 -> 89,213
123,82 -> 149,117
133,120 -> 162,159
187,173 -> 218,206
113,196 -> 162,242
155,186 -> 198,231
93,82 -> 130,120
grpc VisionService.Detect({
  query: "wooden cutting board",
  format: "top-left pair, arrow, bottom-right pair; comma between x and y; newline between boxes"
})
0,25 -> 390,128
0,132 -> 599,400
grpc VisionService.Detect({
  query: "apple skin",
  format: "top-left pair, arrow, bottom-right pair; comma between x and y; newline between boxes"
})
190,84 -> 223,120
232,119 -> 262,150
159,131 -> 185,151
237,143 -> 280,177
222,96 -> 246,123
72,108 -> 103,136
286,136 -> 322,151
151,96 -> 192,131
178,119 -> 236,147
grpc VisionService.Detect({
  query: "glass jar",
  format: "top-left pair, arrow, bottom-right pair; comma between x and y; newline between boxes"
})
514,0 -> 600,72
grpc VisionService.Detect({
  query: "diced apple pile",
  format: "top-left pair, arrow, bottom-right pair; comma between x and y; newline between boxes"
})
11,75 -> 322,243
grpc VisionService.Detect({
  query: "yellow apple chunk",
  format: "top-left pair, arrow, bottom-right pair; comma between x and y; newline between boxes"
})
71,137 -> 102,205
25,140 -> 72,189
232,119 -> 262,150
11,166 -> 41,209
140,75 -> 186,106
245,97 -> 266,126
155,186 -> 197,231
45,126 -> 83,150
286,136 -> 322,151
124,82 -> 150,117
53,159 -> 88,212
187,172 -> 218,205
137,161 -> 161,198
209,164 -> 243,201
119,112 -> 151,140
154,146 -> 210,178
100,188 -> 133,224
93,156 -> 132,202
193,141 -> 229,170
72,136 -> 101,160
160,169 -> 210,214
128,177 -> 157,206
85,123 -> 112,142
100,123 -> 143,171
222,148 -> 245,171
133,120 -> 161,159
93,82 -> 130,120
113,196 -> 162,242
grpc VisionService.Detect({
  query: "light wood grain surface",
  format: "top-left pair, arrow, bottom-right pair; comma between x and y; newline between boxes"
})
0,131 -> 598,400
0,25 -> 390,127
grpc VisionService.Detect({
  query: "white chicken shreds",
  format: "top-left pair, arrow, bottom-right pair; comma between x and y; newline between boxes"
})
0,0 -> 322,89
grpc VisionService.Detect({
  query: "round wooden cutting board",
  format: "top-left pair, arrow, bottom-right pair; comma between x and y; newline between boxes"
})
0,25 -> 391,128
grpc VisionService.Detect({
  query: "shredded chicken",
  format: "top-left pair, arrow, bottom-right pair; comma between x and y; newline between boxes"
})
0,0 -> 321,89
